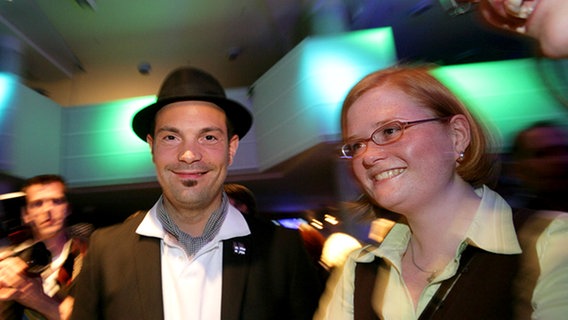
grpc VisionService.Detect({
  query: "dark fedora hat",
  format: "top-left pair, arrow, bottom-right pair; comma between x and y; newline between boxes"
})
132,66 -> 253,141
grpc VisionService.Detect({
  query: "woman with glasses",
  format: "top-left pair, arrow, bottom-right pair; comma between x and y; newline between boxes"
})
315,66 -> 568,319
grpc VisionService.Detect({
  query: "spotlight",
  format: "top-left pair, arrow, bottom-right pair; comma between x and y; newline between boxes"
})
439,0 -> 477,16
227,47 -> 242,61
137,62 -> 151,75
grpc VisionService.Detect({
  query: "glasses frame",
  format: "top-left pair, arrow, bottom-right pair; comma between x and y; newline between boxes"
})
341,117 -> 451,159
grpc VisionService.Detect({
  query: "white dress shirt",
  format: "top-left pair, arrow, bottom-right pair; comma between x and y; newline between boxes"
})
136,203 -> 250,320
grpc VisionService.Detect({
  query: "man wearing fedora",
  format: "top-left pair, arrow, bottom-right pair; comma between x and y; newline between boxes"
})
70,67 -> 322,320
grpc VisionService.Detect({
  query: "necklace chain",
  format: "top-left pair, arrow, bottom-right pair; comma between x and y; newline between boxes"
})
409,239 -> 438,282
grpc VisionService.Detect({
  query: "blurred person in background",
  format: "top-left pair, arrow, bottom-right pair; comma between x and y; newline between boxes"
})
509,121 -> 568,211
470,0 -> 568,58
320,232 -> 362,272
0,174 -> 92,320
226,182 -> 329,282
223,183 -> 257,216
297,222 -> 329,283
315,66 -> 568,319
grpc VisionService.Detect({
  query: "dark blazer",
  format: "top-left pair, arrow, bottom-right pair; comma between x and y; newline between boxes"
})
70,210 -> 322,320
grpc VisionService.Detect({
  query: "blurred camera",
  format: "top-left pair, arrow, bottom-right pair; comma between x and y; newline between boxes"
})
17,242 -> 52,276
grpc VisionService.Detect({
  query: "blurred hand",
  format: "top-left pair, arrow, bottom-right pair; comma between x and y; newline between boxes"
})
0,256 -> 62,319
0,256 -> 47,306
475,0 -> 568,58
59,296 -> 74,320
0,256 -> 30,301
477,0 -> 531,34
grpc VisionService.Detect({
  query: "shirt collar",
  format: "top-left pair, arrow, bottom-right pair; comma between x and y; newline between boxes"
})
136,199 -> 251,241
464,185 -> 521,254
357,185 -> 521,263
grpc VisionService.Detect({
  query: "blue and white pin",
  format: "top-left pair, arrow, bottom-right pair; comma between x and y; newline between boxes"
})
233,241 -> 246,255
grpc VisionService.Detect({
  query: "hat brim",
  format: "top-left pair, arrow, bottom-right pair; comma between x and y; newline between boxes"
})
132,95 -> 253,141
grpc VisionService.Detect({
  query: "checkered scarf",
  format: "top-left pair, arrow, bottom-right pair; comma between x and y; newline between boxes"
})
157,193 -> 228,257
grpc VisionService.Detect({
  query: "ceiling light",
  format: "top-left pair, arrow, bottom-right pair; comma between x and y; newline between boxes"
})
439,0 -> 477,16
75,0 -> 97,11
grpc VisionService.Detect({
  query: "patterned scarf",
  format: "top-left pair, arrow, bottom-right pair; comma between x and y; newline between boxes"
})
157,193 -> 229,257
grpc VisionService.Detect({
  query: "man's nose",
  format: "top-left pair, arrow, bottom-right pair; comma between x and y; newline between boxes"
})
37,208 -> 53,220
179,146 -> 201,163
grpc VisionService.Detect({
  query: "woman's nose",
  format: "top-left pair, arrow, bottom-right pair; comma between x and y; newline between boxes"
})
361,144 -> 387,167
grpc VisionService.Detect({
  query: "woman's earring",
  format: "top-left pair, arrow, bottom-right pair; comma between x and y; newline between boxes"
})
457,152 -> 465,163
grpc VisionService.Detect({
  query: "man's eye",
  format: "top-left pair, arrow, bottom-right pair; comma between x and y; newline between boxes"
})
52,197 -> 67,205
29,200 -> 43,209
163,135 -> 176,141
201,135 -> 219,144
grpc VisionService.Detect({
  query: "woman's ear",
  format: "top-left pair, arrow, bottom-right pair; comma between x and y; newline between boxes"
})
449,114 -> 471,157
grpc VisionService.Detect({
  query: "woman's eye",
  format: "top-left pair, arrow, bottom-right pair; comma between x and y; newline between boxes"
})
382,127 -> 396,135
352,142 -> 365,152
381,125 -> 401,137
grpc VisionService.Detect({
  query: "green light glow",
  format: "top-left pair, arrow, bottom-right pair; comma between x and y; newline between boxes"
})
62,95 -> 157,185
251,27 -> 398,170
432,59 -> 568,149
299,27 -> 397,134
64,95 -> 155,151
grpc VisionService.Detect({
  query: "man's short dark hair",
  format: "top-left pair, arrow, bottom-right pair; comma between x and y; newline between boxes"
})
22,174 -> 67,193
511,121 -> 566,159
224,183 -> 257,216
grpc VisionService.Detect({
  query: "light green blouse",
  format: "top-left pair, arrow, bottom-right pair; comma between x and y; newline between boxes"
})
315,185 -> 568,320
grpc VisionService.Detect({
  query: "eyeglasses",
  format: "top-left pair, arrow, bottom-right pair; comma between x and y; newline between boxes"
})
341,117 -> 450,158
27,197 -> 67,210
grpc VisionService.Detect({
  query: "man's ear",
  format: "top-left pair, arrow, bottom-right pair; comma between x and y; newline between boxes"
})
228,135 -> 240,165
146,134 -> 155,160
449,114 -> 471,157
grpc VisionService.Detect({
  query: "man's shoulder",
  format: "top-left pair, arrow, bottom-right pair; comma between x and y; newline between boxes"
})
244,216 -> 302,243
91,210 -> 148,242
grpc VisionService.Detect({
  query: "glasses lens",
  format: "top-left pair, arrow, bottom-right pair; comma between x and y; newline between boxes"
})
342,141 -> 368,158
341,144 -> 353,158
372,122 -> 404,145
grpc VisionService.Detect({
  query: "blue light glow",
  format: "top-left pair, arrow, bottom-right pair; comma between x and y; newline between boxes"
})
0,72 -> 16,115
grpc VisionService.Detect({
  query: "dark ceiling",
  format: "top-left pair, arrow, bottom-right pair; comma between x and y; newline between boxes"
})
0,0 -> 537,105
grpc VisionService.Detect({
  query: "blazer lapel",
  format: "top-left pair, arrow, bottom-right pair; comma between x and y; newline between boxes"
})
135,235 -> 164,320
220,236 -> 252,320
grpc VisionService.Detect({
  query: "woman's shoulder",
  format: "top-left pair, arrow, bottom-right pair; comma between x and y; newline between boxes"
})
518,209 -> 568,234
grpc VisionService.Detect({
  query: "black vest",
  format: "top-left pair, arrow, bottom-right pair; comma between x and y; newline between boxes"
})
354,208 -> 540,320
